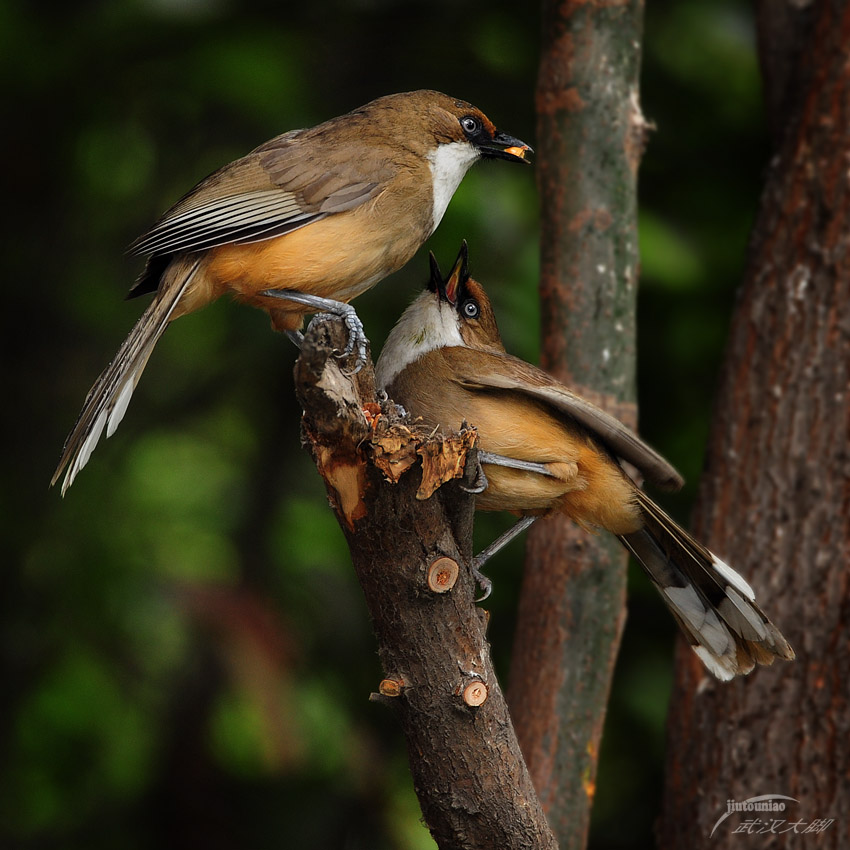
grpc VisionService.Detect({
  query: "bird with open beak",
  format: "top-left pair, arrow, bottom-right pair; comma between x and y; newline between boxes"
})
375,244 -> 795,681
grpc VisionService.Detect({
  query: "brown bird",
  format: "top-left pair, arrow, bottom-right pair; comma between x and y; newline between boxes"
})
52,91 -> 531,494
375,244 -> 795,680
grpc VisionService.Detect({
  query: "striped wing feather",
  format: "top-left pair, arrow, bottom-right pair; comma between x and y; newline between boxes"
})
129,131 -> 394,258
450,350 -> 684,491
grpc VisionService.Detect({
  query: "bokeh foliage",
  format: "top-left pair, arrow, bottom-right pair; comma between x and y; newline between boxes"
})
2,0 -> 767,847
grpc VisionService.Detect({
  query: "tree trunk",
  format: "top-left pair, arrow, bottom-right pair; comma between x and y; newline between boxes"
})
659,1 -> 850,846
294,321 -> 558,850
508,2 -> 646,847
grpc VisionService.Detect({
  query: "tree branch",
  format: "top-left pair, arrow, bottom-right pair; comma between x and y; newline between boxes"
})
293,320 -> 558,850
659,1 -> 850,845
754,0 -> 817,149
508,2 -> 646,847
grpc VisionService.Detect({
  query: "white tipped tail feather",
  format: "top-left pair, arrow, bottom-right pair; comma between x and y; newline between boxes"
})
621,491 -> 794,680
52,256 -> 203,495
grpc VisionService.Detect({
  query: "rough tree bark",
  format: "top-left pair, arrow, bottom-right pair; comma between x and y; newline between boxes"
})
507,2 -> 646,847
293,321 -> 558,850
659,1 -> 850,846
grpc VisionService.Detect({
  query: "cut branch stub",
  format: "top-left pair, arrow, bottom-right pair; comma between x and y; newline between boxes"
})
461,680 -> 490,708
379,678 -> 405,698
293,318 -> 558,850
427,557 -> 460,593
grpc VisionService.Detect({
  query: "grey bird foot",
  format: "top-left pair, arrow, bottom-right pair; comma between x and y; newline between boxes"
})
376,389 -> 406,418
470,516 -> 538,601
261,290 -> 369,372
285,330 -> 305,349
460,462 -> 488,494
471,563 -> 494,602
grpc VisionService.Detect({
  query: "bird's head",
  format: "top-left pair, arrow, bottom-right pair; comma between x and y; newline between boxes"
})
342,91 -> 532,234
427,241 -> 505,352
363,90 -> 532,163
375,241 -> 505,390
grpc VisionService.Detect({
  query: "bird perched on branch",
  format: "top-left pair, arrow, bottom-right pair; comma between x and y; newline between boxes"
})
52,90 -> 531,494
375,244 -> 795,680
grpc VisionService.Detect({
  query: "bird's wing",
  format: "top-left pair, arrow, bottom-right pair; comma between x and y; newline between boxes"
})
449,349 -> 684,491
128,131 -> 394,257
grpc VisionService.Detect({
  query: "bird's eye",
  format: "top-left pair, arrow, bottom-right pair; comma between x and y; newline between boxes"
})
460,116 -> 480,136
462,299 -> 480,319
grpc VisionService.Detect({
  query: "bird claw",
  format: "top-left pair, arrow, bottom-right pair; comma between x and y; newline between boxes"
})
262,290 -> 370,372
468,516 -> 538,600
305,310 -> 367,373
285,329 -> 305,349
460,462 -> 488,494
471,562 -> 493,602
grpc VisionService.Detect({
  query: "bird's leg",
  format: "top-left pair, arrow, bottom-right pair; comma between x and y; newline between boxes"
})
457,420 -> 488,493
459,459 -> 488,494
285,330 -> 304,349
459,452 -> 550,592
374,388 -> 407,417
471,515 -> 537,601
478,451 -> 560,478
260,290 -> 368,372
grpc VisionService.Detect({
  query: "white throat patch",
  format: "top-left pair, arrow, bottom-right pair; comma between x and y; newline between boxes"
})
426,141 -> 480,234
375,293 -> 463,389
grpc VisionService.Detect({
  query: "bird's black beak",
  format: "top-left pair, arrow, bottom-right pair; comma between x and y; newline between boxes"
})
427,251 -> 444,296
478,130 -> 533,164
428,242 -> 469,304
443,241 -> 469,305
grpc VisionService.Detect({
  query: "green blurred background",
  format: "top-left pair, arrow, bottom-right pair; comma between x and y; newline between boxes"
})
2,0 -> 766,847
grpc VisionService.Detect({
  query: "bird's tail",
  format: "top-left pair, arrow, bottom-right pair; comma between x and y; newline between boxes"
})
51,256 -> 203,495
620,490 -> 795,680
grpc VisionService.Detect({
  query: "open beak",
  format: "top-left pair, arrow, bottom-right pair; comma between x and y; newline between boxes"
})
479,130 -> 533,164
427,252 -> 444,296
428,242 -> 469,305
443,241 -> 469,305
